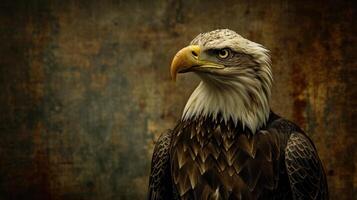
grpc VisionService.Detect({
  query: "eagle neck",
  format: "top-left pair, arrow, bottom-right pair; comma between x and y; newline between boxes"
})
182,76 -> 270,133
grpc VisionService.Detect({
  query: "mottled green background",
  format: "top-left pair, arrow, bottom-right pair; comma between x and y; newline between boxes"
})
0,0 -> 355,200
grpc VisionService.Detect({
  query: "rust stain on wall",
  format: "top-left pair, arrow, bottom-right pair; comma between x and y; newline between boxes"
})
0,1 -> 356,199
290,62 -> 307,126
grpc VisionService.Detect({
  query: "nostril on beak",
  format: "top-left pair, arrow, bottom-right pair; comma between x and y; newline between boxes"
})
191,51 -> 198,57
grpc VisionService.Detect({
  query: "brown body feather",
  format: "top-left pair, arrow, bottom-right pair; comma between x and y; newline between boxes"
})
148,112 -> 328,200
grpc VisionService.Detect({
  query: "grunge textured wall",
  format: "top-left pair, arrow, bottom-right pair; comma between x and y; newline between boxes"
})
0,0 -> 355,199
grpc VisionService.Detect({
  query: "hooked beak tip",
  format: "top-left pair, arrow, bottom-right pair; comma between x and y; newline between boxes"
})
169,45 -> 201,82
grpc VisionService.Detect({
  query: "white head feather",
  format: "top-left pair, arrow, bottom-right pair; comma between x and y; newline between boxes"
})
182,29 -> 273,133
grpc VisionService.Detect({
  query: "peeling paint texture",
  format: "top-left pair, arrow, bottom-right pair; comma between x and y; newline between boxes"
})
0,1 -> 355,200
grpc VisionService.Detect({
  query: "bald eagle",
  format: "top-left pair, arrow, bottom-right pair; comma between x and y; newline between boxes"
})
148,29 -> 328,200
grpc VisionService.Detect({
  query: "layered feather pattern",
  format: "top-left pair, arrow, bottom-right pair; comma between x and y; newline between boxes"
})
170,114 -> 291,200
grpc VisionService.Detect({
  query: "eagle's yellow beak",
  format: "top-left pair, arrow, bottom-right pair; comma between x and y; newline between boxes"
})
170,45 -> 202,81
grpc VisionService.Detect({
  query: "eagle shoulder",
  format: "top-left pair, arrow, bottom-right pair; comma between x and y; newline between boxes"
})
285,132 -> 329,200
268,116 -> 329,200
148,130 -> 177,200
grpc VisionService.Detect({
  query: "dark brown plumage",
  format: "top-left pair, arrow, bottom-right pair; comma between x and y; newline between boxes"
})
148,112 -> 328,200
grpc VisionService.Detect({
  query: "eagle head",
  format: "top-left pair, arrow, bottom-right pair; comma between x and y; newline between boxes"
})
170,29 -> 273,133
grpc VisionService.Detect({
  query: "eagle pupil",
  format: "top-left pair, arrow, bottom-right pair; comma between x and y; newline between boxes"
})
219,49 -> 229,58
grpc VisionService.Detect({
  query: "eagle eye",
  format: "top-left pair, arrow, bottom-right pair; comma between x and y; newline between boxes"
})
218,49 -> 230,59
